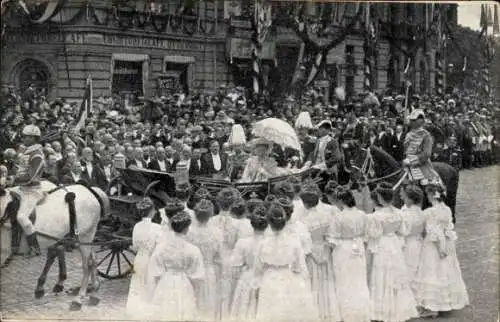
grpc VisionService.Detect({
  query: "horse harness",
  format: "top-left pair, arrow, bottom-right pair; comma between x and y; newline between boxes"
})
1,183 -> 104,248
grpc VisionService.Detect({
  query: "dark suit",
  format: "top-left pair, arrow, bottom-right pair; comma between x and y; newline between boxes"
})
392,132 -> 406,162
148,159 -> 175,172
80,161 -> 106,187
201,152 -> 228,176
301,136 -> 316,165
189,158 -> 203,177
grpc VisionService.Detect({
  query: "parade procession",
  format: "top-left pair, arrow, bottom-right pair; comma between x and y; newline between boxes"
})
0,1 -> 499,322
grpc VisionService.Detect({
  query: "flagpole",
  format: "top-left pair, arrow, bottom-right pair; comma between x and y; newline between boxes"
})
404,58 -> 411,125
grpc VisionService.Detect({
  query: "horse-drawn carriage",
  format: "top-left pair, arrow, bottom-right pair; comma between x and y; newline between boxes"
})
93,166 -> 321,280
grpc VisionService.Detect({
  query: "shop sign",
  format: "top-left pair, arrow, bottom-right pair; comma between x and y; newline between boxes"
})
5,31 -> 205,51
227,38 -> 275,60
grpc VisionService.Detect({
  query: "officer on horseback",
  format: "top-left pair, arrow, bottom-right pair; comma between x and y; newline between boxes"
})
403,109 -> 443,188
11,124 -> 45,257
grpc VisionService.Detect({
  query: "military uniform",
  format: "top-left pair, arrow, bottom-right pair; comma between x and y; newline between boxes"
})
12,144 -> 46,236
404,127 -> 442,186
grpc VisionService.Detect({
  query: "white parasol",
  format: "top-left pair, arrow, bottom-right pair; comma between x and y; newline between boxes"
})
252,118 -> 302,152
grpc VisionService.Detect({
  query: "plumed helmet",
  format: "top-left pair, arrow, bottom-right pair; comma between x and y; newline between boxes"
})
22,125 -> 41,137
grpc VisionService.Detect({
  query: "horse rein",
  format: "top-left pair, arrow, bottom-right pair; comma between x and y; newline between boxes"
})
347,146 -> 404,186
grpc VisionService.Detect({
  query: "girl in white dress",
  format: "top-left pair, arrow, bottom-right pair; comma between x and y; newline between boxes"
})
155,198 -> 185,245
413,183 -> 469,318
277,195 -> 312,261
253,204 -> 318,321
186,199 -> 223,320
230,205 -> 269,320
288,176 -> 305,218
125,197 -> 162,320
211,187 -> 244,318
399,184 -> 426,293
299,183 -> 341,321
366,182 -> 419,322
147,211 -> 205,321
273,181 -> 312,258
327,189 -> 370,322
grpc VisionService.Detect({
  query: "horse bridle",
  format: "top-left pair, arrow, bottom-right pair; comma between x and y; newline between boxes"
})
344,145 -> 404,186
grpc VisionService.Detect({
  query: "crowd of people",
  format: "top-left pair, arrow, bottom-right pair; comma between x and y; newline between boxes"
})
0,81 -> 497,319
1,82 -> 499,190
126,178 -> 469,321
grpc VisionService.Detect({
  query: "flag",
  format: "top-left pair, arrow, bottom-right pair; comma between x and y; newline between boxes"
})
74,75 -> 92,133
487,5 -> 493,26
436,54 -> 444,96
494,5 -> 499,34
305,51 -> 324,86
18,0 -> 30,15
404,58 -> 411,75
480,4 -> 488,37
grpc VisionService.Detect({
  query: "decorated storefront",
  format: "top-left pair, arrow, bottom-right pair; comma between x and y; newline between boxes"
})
0,0 -> 230,100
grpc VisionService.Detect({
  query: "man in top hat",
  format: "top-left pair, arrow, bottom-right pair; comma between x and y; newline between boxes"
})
403,109 -> 442,187
306,120 -> 342,184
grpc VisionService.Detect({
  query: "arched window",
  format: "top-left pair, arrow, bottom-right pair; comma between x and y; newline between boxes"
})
419,61 -> 427,93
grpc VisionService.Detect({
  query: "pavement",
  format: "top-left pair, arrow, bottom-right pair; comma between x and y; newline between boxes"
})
0,165 -> 499,322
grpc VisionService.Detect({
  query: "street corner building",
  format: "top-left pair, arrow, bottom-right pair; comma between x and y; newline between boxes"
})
1,1 -> 459,100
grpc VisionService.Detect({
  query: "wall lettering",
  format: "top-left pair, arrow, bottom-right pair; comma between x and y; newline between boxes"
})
5,32 -> 207,51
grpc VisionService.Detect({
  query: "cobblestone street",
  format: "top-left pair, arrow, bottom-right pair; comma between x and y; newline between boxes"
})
1,166 -> 499,322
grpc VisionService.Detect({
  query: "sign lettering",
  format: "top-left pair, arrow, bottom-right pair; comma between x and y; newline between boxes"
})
228,38 -> 275,60
4,32 -> 206,51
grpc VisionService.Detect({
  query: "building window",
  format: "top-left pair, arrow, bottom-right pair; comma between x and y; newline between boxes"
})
112,60 -> 143,96
345,45 -> 356,97
346,76 -> 355,98
345,45 -> 356,75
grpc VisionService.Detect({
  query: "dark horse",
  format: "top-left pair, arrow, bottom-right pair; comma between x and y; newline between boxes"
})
339,143 -> 459,223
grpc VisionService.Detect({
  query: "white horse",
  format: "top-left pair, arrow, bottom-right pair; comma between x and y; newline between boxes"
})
0,181 -> 109,310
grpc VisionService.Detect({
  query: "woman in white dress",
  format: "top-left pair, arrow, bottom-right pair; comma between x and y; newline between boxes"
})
230,205 -> 269,320
366,182 -> 419,322
273,181 -> 312,258
125,197 -> 162,319
288,176 -> 305,217
186,199 -> 223,320
277,195 -> 312,261
240,138 -> 290,183
253,204 -> 318,321
327,189 -> 370,322
413,183 -> 469,318
399,184 -> 426,293
156,198 -> 185,244
211,187 -> 245,318
147,211 -> 205,321
299,183 -> 341,321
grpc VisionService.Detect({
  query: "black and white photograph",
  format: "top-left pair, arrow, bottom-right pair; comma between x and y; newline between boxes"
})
0,1 -> 498,321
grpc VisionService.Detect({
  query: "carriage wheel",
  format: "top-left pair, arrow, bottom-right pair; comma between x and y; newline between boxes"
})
94,241 -> 135,280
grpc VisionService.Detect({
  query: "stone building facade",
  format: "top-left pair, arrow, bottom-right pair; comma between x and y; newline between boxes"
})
0,1 -> 457,101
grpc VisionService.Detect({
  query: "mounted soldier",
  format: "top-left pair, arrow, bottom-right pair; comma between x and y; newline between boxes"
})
10,124 -> 46,257
403,109 -> 443,189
